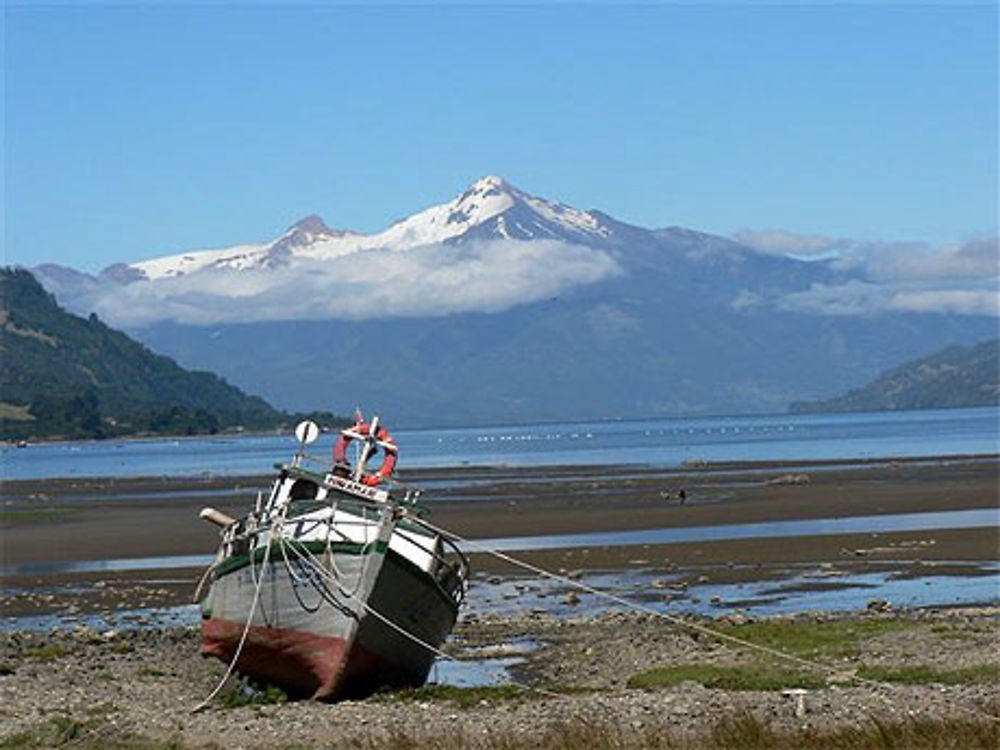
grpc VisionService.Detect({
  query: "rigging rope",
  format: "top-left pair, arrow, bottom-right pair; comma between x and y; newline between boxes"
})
415,515 -> 1000,724
192,502 -> 289,713
190,495 -> 999,724
278,536 -> 566,701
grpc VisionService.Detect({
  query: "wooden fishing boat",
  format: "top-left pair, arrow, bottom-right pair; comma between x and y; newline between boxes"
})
197,416 -> 468,700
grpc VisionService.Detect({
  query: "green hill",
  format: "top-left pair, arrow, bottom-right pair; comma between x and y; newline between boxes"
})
0,268 -> 334,440
790,339 -> 1000,413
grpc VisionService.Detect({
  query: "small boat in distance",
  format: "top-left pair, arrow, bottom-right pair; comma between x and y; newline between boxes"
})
197,415 -> 469,701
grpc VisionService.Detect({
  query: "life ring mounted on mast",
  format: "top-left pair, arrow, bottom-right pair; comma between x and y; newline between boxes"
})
332,416 -> 398,487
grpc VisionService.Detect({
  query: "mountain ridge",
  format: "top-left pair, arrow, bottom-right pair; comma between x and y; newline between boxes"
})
90,175 -> 624,283
25,177 -> 998,427
790,340 -> 1000,413
0,268 -> 340,440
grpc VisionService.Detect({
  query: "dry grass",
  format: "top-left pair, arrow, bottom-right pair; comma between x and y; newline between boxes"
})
5,711 -> 997,750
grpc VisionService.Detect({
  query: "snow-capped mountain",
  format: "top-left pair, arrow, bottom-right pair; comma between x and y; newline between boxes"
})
27,176 -> 996,426
117,176 -> 621,282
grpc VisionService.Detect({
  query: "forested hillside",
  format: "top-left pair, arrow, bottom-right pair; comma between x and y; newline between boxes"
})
1,268 -> 337,439
790,339 -> 1000,413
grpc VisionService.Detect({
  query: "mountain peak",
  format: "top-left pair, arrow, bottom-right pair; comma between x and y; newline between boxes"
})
454,175 -> 517,205
469,175 -> 513,193
289,214 -> 334,235
268,214 -> 353,263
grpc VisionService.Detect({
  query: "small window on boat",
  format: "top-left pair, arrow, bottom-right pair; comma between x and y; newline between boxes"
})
289,478 -> 319,501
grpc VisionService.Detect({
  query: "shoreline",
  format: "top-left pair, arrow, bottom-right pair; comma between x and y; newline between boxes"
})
4,450 -> 998,486
2,456 -> 997,620
4,402 -> 997,448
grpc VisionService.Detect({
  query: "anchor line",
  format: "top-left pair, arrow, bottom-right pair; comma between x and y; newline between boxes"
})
192,501 -> 290,713
283,542 -> 566,701
414,516 -> 1000,725
190,503 -> 997,724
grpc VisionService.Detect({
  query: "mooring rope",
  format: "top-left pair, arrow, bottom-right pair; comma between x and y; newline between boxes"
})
416,516 -> 1000,724
278,533 -> 566,700
188,495 -> 998,724
191,502 -> 290,713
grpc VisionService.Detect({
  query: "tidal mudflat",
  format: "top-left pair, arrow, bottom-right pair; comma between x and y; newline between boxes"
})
1,457 -> 997,748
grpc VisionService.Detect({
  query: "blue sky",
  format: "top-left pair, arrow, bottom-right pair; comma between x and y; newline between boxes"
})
4,2 -> 997,273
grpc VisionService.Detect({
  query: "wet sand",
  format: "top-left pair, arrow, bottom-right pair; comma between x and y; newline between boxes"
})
1,456 -> 997,617
3,456 -> 998,564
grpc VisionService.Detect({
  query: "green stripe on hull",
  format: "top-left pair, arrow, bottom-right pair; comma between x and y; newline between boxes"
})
213,538 -> 388,578
209,539 -> 459,614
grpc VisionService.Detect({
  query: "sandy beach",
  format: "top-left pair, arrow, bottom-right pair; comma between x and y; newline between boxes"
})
4,456 -> 998,562
1,456 -> 998,748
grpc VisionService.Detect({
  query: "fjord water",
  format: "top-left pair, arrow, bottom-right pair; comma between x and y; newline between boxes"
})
3,407 -> 998,481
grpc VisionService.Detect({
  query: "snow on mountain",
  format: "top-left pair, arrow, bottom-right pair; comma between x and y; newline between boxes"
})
366,175 -> 614,247
117,176 -> 620,281
129,242 -> 270,280
368,175 -> 517,249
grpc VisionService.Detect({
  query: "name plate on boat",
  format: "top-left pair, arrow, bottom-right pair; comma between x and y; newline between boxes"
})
324,473 -> 389,502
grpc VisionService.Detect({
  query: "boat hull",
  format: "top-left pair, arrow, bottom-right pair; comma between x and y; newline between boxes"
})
200,540 -> 459,700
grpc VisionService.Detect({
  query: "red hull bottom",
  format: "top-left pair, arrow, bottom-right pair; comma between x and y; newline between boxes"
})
201,617 -> 405,701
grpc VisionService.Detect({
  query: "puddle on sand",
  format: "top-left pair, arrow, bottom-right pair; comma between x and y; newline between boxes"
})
480,508 -> 999,552
426,637 -> 539,688
0,603 -> 535,690
3,554 -> 214,577
429,654 -> 524,688
1,604 -> 201,633
4,562 -> 997,634
465,562 -> 1000,619
2,566 -> 997,688
4,507 -> 996,578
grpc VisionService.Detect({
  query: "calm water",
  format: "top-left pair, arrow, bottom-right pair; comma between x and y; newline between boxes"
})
2,407 -> 997,481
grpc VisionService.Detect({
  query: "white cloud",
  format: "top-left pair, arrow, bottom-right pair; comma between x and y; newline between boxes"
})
889,288 -> 999,316
733,229 -> 853,259
85,239 -> 622,327
778,278 -> 999,317
838,237 -> 1000,281
733,233 -> 999,317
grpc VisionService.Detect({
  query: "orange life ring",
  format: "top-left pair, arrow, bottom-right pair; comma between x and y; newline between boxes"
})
332,421 -> 397,486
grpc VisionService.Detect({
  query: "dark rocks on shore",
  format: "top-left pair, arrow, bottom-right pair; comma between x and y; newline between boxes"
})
1,608 -> 998,749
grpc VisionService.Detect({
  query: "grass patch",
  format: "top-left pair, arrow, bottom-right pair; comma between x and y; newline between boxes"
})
857,663 -> 1000,685
628,662 -> 826,691
217,683 -> 287,709
3,711 -> 997,750
0,716 -> 187,749
929,624 -> 984,641
714,618 -> 911,661
710,710 -> 777,748
257,711 -> 1000,750
0,403 -> 34,421
0,716 -> 90,749
706,711 -> 1000,750
138,665 -> 167,677
23,644 -> 71,662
